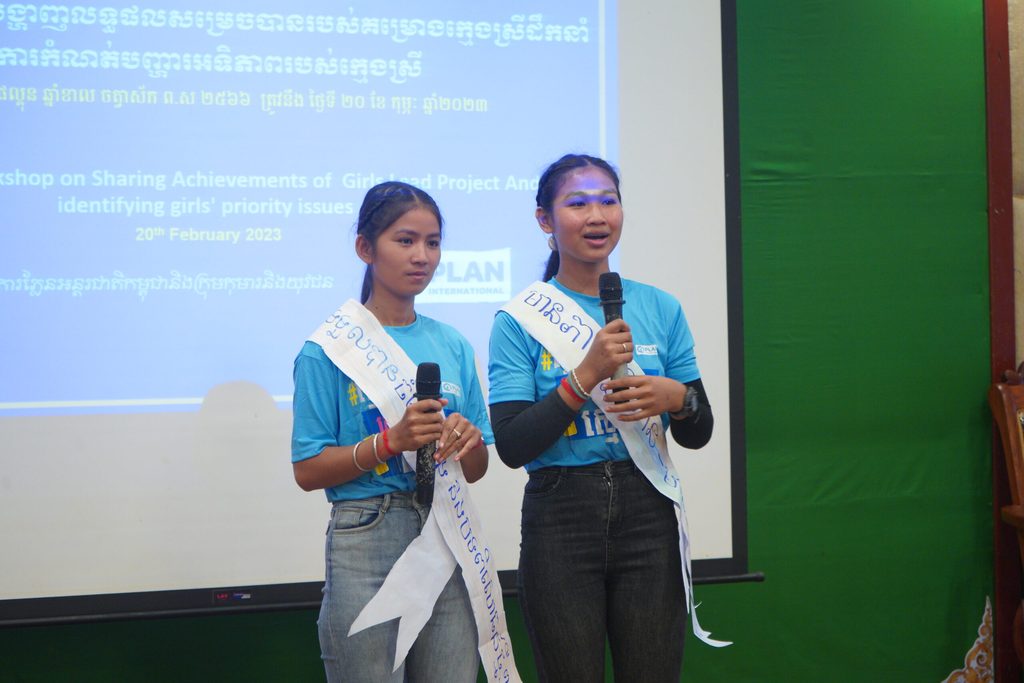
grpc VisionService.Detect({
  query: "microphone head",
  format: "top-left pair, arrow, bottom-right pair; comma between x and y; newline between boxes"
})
415,362 -> 441,398
599,271 -> 623,305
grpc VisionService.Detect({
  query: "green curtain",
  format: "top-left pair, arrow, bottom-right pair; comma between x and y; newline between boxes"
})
0,2 -> 993,681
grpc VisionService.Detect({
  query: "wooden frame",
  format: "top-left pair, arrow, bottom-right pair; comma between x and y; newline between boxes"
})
984,0 -> 1018,679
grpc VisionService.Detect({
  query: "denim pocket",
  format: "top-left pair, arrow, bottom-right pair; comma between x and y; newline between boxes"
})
329,503 -> 385,535
524,469 -> 562,497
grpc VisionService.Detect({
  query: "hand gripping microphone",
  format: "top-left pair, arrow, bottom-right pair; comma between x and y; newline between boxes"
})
598,271 -> 627,381
414,362 -> 441,505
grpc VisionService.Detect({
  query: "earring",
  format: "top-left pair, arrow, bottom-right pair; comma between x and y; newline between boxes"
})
547,236 -> 556,251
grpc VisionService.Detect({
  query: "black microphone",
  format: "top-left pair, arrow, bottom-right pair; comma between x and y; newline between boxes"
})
599,271 -> 627,381
414,362 -> 441,505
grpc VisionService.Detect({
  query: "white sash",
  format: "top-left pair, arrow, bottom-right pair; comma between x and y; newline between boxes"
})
308,300 -> 522,680
501,281 -> 730,648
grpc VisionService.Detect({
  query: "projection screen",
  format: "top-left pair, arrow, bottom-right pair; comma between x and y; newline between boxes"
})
0,0 -> 744,624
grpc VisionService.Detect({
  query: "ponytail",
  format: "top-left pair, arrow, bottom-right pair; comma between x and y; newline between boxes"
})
360,266 -> 373,303
542,252 -> 559,282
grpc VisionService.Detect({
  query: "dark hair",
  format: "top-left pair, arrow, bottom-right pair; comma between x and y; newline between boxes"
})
535,154 -> 621,281
355,181 -> 443,303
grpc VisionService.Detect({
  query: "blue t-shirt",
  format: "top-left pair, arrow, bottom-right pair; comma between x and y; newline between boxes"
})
488,277 -> 700,471
292,314 -> 494,502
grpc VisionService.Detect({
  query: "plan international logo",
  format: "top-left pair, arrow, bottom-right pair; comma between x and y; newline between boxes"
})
419,249 -> 511,303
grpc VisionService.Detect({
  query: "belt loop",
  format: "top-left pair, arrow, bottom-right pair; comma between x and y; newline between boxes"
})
380,493 -> 392,514
603,461 -> 613,478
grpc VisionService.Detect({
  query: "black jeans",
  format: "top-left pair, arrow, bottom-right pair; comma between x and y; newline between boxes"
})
517,460 -> 686,683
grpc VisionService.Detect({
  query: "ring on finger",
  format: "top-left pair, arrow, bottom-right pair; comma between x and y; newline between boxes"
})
452,428 -> 463,440
622,343 -> 629,353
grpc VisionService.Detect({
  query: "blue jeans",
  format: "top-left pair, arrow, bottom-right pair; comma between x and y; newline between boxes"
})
318,492 -> 480,683
518,460 -> 686,683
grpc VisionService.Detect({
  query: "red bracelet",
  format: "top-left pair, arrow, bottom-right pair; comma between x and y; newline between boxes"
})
381,429 -> 397,457
560,376 -> 586,403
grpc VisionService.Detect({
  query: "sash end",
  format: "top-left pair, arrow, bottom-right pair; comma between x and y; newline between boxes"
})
693,622 -> 732,647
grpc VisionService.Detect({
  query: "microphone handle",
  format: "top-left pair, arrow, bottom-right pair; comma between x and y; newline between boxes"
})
603,304 -> 627,381
414,393 -> 441,505
415,441 -> 436,505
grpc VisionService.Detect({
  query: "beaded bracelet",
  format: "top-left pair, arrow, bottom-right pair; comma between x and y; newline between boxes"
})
569,368 -> 591,400
351,437 -> 372,472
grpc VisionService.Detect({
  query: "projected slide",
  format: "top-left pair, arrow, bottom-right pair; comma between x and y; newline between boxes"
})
0,0 -> 623,610
0,2 -> 614,414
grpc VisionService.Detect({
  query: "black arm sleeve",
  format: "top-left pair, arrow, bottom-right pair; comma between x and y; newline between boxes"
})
489,391 -> 578,469
491,378 -> 713,468
669,378 -> 714,449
